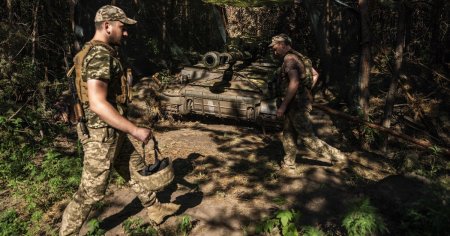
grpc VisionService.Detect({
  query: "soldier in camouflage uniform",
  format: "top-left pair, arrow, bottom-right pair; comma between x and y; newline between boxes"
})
59,5 -> 179,236
269,34 -> 347,172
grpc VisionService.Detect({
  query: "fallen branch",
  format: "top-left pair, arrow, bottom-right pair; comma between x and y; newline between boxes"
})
7,89 -> 38,122
312,103 -> 450,157
416,62 -> 450,82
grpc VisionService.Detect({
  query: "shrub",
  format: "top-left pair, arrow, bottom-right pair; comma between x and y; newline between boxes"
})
86,219 -> 106,236
342,198 -> 388,236
178,215 -> 193,236
301,226 -> 326,236
122,217 -> 157,236
0,210 -> 27,236
256,209 -> 300,236
397,186 -> 450,235
9,150 -> 81,212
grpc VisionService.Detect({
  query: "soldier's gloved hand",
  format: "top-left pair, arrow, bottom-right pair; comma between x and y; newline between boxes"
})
132,127 -> 153,144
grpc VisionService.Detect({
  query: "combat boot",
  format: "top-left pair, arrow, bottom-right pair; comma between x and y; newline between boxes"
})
147,200 -> 180,225
280,161 -> 299,176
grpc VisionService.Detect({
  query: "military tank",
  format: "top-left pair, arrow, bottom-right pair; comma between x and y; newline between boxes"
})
149,42 -> 280,124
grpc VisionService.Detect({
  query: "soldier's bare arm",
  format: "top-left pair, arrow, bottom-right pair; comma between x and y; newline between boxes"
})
312,67 -> 319,87
277,56 -> 300,117
277,69 -> 300,117
87,79 -> 152,143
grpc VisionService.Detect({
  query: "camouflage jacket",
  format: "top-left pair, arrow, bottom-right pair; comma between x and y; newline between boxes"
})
81,41 -> 127,128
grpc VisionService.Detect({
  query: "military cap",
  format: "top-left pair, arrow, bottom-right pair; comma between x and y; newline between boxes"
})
268,33 -> 292,47
94,5 -> 137,25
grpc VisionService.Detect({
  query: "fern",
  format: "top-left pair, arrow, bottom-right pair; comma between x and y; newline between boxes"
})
342,198 -> 388,236
302,226 -> 326,236
256,209 -> 300,236
86,219 -> 106,236
178,215 -> 194,236
122,217 -> 157,236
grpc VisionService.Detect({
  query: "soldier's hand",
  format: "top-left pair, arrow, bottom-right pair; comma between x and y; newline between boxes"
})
132,127 -> 153,144
276,107 -> 286,118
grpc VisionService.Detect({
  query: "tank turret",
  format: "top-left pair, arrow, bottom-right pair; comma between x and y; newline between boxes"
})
152,40 -> 280,124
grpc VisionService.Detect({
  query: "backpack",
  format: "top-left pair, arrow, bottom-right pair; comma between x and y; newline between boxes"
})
286,50 -> 317,90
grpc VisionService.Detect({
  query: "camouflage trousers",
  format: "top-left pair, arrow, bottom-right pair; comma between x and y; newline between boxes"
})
59,126 -> 157,236
281,107 -> 346,167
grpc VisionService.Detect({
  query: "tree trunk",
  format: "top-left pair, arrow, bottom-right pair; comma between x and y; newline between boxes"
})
358,0 -> 371,150
7,0 -> 13,23
68,0 -> 81,52
162,3 -> 167,54
31,0 -> 40,65
381,3 -> 408,152
430,0 -> 444,64
302,0 -> 332,94
322,0 -> 332,92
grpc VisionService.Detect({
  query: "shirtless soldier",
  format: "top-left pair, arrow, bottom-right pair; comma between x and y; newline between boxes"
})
269,33 -> 347,172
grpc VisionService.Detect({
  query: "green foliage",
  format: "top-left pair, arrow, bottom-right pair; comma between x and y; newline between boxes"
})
377,0 -> 397,9
154,70 -> 177,86
396,186 -> 450,235
0,22 -> 31,88
203,0 -> 292,7
8,150 -> 81,212
0,92 -> 80,234
0,210 -> 28,236
355,111 -> 379,147
0,116 -> 36,180
256,209 -> 300,236
360,124 -> 377,145
395,148 -> 446,179
178,215 -> 194,236
122,217 -> 157,236
0,56 -> 39,103
301,226 -> 326,236
86,219 -> 106,236
0,108 -> 70,180
272,196 -> 288,206
145,38 -> 160,58
416,150 -> 444,178
111,170 -> 127,186
428,145 -> 442,156
342,198 -> 388,236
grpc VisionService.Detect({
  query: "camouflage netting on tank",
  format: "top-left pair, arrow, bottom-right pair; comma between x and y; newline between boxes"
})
126,78 -> 161,128
225,6 -> 281,39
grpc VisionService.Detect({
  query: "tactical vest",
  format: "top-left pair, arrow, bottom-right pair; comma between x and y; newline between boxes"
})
281,50 -> 314,90
68,40 -> 131,105
276,50 -> 314,110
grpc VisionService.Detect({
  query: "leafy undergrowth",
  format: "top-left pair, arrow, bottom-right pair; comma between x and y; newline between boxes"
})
250,200 -> 385,236
0,111 -> 82,235
342,198 -> 388,236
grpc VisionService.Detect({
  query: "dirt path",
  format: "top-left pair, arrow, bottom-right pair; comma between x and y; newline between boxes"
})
78,109 -> 394,235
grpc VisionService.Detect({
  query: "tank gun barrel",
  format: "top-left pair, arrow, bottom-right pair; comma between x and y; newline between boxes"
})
201,50 -> 250,69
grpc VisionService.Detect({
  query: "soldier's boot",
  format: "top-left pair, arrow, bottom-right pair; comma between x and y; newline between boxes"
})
147,200 -> 180,225
281,161 -> 296,170
280,157 -> 301,175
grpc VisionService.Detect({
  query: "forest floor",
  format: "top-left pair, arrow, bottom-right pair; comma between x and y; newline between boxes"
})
53,99 -> 446,235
